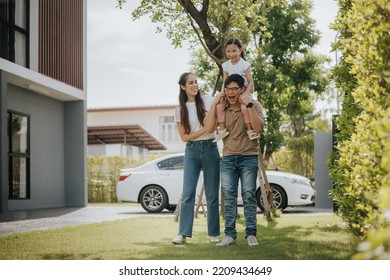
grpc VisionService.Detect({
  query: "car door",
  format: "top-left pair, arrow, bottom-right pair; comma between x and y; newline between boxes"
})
156,155 -> 186,204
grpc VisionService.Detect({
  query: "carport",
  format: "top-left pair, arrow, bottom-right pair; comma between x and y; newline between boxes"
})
87,125 -> 166,151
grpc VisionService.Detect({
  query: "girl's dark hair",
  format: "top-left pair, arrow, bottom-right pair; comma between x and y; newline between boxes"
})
178,72 -> 206,134
225,38 -> 245,59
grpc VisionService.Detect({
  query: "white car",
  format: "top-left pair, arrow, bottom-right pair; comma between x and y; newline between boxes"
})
116,153 -> 316,213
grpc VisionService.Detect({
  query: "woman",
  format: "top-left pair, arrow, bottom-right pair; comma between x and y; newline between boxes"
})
172,72 -> 220,244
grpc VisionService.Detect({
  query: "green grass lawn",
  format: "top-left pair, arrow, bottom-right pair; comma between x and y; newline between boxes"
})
0,214 -> 357,260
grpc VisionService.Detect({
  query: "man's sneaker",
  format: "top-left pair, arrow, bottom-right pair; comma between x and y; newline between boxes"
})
216,236 -> 236,246
209,236 -> 219,243
172,235 -> 186,245
247,130 -> 259,140
246,235 -> 259,246
213,128 -> 229,142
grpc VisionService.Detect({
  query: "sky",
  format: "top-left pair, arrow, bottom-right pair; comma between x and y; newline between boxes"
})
86,0 -> 340,109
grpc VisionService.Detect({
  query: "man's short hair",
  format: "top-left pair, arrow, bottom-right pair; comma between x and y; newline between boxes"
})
225,74 -> 245,88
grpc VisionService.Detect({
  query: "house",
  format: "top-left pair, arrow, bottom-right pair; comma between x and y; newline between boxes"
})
87,105 -> 184,156
0,0 -> 87,214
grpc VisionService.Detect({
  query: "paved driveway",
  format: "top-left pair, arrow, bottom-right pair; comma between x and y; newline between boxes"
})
0,205 -> 171,237
0,205 -> 332,237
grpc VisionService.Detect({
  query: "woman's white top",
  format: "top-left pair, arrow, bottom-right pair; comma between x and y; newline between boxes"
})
174,95 -> 215,141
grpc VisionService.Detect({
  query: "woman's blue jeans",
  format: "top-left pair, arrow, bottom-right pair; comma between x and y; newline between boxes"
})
221,155 -> 258,239
178,139 -> 220,237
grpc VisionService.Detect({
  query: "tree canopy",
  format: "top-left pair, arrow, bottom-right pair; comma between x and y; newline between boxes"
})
117,0 -> 281,91
251,0 -> 330,161
118,0 -> 331,168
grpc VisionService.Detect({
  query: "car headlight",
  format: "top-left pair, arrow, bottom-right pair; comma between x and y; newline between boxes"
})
284,177 -> 312,188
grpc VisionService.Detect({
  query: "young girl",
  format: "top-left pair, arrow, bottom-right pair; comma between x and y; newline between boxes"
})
214,38 -> 259,142
172,72 -> 220,245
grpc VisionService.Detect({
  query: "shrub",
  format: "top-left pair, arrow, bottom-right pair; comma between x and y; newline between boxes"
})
353,108 -> 390,259
87,154 -> 166,203
285,136 -> 314,179
329,0 -> 389,240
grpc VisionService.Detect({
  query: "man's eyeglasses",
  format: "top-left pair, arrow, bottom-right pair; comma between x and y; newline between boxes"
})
225,86 -> 241,93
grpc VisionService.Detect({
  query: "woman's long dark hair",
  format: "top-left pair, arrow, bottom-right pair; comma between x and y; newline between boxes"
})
178,72 -> 206,135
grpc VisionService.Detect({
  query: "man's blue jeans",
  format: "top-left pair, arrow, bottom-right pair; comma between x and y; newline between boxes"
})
178,139 -> 220,237
221,155 -> 258,239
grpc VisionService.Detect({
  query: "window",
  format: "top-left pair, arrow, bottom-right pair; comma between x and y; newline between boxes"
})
8,111 -> 30,199
159,116 -> 179,144
157,156 -> 184,170
0,0 -> 29,67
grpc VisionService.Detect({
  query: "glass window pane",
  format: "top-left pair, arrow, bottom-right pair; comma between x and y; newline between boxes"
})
161,123 -> 166,142
14,31 -> 26,66
14,0 -> 26,29
168,124 -> 172,142
157,156 -> 183,170
10,157 -> 28,199
0,0 -> 28,66
0,0 -> 10,21
157,159 -> 169,170
160,116 -> 174,123
11,114 -> 28,153
0,22 -> 10,59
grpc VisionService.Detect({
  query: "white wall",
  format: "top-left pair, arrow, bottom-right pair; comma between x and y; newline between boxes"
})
87,107 -> 186,153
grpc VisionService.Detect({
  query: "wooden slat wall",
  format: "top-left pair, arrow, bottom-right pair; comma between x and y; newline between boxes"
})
39,0 -> 84,90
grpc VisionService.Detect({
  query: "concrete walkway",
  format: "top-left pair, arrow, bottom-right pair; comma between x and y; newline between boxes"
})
0,205 -> 333,237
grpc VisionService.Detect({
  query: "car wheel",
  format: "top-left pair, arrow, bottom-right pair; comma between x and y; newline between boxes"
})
140,185 -> 168,213
256,184 -> 287,211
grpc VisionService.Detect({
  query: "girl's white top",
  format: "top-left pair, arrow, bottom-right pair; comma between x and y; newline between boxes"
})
175,95 -> 215,141
222,58 -> 251,86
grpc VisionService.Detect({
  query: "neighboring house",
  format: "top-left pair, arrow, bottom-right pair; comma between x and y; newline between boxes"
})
87,105 -> 184,156
0,0 -> 87,214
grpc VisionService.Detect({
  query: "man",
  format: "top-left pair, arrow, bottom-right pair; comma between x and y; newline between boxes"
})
205,74 -> 264,246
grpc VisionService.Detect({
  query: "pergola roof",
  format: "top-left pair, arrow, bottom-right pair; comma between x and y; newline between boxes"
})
87,125 -> 166,151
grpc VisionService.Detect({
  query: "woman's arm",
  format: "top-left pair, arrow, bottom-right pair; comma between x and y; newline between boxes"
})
204,92 -> 223,133
177,122 -> 207,142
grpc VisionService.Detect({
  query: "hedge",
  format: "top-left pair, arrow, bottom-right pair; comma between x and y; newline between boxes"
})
329,0 -> 389,259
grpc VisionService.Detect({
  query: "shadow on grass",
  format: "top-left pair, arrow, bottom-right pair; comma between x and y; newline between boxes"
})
95,227 -> 353,260
41,253 -> 90,260
86,220 -> 354,260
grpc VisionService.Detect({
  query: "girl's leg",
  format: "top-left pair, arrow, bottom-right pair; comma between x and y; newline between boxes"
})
241,103 -> 259,140
241,104 -> 253,129
217,99 -> 228,130
214,99 -> 230,142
